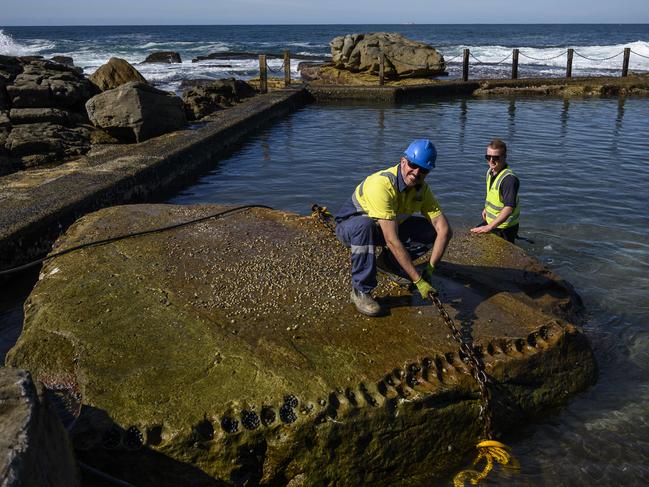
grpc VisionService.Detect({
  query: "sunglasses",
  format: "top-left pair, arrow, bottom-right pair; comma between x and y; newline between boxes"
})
406,160 -> 430,174
485,154 -> 503,162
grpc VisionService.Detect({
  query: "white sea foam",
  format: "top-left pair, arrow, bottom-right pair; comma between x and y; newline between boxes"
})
444,41 -> 649,73
0,29 -> 55,56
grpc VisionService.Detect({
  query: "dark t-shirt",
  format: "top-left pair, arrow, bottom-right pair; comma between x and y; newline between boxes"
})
488,168 -> 519,208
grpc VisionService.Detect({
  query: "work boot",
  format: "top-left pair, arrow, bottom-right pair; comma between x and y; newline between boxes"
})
376,250 -> 411,286
350,288 -> 382,317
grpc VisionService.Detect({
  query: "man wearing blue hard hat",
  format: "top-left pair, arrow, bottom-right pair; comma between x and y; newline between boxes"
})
335,139 -> 452,316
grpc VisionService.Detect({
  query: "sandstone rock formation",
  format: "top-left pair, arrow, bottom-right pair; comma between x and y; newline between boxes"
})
0,55 -> 96,172
0,368 -> 80,487
143,51 -> 182,64
299,63 -> 441,86
181,78 -> 256,120
85,81 -> 186,142
6,204 -> 597,486
89,57 -> 148,91
330,32 -> 445,78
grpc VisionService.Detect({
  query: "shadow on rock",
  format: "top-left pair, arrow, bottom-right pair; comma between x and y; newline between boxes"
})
72,406 -> 230,487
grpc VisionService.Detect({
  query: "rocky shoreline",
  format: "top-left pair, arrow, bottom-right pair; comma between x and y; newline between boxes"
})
0,54 -> 263,177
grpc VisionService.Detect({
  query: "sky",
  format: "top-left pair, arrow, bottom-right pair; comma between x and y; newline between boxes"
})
2,0 -> 648,25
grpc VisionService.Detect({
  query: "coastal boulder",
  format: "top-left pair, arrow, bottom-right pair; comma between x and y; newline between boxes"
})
6,59 -> 95,110
0,57 -> 95,171
4,122 -> 91,167
330,32 -> 445,78
89,57 -> 147,91
6,204 -> 597,485
85,81 -> 186,142
0,368 -> 80,487
181,78 -> 256,120
143,51 -> 182,64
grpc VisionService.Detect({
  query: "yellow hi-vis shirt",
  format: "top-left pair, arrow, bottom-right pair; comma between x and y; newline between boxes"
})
351,164 -> 442,222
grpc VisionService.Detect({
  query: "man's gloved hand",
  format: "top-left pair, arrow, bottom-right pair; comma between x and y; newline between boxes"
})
414,275 -> 438,299
422,263 -> 435,282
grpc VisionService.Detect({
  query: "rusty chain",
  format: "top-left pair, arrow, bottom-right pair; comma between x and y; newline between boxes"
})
429,293 -> 493,440
311,204 -> 494,439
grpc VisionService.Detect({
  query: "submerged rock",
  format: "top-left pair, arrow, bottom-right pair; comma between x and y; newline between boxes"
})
143,51 -> 182,64
50,56 -> 75,67
6,204 -> 596,485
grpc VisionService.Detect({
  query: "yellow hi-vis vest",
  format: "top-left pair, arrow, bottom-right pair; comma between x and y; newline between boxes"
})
351,164 -> 442,223
484,167 -> 520,229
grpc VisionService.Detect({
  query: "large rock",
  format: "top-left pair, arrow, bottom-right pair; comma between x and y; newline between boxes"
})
143,51 -> 182,64
5,204 -> 597,486
4,122 -> 91,167
85,81 -> 186,142
182,78 -> 256,120
330,32 -> 445,78
0,368 -> 80,487
89,57 -> 148,92
0,57 -> 95,172
5,60 -> 94,110
9,107 -> 71,125
299,63 -> 439,86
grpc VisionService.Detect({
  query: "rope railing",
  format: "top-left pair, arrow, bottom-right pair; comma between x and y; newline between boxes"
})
631,49 -> 649,60
444,53 -> 463,63
469,52 -> 513,66
254,46 -> 647,89
265,60 -> 286,74
573,50 -> 625,62
518,50 -> 567,61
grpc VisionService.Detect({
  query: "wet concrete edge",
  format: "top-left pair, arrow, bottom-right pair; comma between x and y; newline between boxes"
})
306,74 -> 649,102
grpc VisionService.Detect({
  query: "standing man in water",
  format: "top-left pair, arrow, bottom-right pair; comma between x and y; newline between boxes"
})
471,138 -> 520,243
334,139 -> 452,317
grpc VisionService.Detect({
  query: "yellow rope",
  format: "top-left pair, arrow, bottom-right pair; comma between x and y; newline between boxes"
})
453,440 -> 517,486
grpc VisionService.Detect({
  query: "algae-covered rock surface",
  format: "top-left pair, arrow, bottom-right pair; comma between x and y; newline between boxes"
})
6,204 -> 597,486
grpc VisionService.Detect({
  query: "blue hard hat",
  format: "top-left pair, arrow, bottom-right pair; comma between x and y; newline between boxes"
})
403,139 -> 437,170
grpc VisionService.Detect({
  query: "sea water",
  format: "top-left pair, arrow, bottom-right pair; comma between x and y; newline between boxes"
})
1,24 -> 649,92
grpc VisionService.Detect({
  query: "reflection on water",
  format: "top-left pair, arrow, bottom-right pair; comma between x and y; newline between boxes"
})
169,96 -> 649,484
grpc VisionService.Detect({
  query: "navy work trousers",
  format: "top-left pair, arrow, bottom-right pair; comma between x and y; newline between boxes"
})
335,215 -> 436,293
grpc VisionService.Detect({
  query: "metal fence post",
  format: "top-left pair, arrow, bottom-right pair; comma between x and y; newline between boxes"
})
566,48 -> 574,78
259,54 -> 267,93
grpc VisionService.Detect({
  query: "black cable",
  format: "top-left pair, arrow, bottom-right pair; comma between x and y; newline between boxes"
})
0,204 -> 273,277
78,461 -> 137,487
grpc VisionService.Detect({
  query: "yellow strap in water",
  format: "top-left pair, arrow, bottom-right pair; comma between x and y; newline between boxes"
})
453,440 -> 517,486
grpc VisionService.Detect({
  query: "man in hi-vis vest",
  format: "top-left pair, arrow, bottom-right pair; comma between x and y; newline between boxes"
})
470,138 -> 520,243
335,139 -> 452,317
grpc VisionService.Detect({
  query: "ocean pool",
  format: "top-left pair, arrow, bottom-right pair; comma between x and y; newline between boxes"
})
168,96 -> 649,485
